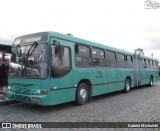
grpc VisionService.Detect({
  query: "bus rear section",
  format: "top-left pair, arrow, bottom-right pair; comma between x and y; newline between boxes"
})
133,51 -> 159,87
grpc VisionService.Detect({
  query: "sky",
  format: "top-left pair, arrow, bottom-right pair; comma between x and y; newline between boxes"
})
0,0 -> 160,60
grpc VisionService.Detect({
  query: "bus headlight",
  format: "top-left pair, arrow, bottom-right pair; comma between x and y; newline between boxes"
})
8,86 -> 10,90
33,90 -> 40,94
37,90 -> 40,94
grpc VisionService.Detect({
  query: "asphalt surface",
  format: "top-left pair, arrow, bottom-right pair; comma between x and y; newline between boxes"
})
0,81 -> 160,131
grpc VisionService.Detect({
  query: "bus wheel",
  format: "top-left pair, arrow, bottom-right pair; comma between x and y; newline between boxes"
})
123,78 -> 131,93
76,83 -> 89,105
149,77 -> 153,87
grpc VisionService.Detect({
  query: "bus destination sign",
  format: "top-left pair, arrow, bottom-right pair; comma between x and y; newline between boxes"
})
13,32 -> 48,45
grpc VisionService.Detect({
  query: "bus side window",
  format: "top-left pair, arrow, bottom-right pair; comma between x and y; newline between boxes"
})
153,61 -> 155,69
155,61 -> 158,70
155,61 -> 158,69
156,61 -> 159,70
116,53 -> 125,68
51,45 -> 71,78
141,59 -> 145,68
106,50 -> 116,67
143,59 -> 147,69
75,44 -> 91,67
146,60 -> 150,69
126,55 -> 133,68
148,60 -> 150,69
92,48 -> 105,67
150,60 -> 153,69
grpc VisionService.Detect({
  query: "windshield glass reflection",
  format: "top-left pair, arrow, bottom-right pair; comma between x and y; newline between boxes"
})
9,43 -> 48,78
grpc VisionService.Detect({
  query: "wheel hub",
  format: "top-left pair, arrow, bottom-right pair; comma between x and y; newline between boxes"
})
126,80 -> 130,91
80,88 -> 87,100
151,79 -> 153,86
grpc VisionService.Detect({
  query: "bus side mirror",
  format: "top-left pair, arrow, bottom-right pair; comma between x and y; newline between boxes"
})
53,40 -> 64,57
55,45 -> 64,57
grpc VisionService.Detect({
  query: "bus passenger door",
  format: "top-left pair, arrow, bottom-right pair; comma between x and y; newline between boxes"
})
50,38 -> 74,105
106,68 -> 117,92
105,51 -> 117,93
92,55 -> 106,96
92,66 -> 106,96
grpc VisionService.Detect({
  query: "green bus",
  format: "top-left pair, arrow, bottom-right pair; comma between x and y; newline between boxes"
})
7,32 -> 159,106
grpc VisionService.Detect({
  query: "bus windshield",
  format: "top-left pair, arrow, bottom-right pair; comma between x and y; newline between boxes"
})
9,43 -> 48,78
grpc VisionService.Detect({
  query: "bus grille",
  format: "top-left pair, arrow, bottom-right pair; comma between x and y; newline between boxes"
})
15,87 -> 31,95
15,94 -> 29,103
11,82 -> 34,87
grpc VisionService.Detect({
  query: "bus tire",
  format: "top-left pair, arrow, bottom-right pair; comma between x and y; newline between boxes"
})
76,83 -> 89,105
149,77 -> 153,87
123,78 -> 131,93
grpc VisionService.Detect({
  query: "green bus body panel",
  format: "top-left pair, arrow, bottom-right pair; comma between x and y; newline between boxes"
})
141,70 -> 159,85
8,78 -> 50,105
7,31 -> 159,106
49,70 -> 76,105
142,56 -> 159,86
49,88 -> 76,105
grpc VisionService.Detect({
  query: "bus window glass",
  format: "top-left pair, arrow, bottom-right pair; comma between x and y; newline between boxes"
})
92,48 -> 105,67
77,45 -> 90,57
116,53 -> 125,68
9,44 -> 48,78
92,48 -> 104,59
126,55 -> 133,68
153,61 -> 155,69
75,45 -> 91,67
150,60 -> 153,69
156,61 -> 158,69
146,60 -> 150,69
106,50 -> 116,67
141,59 -> 145,68
51,46 -> 71,78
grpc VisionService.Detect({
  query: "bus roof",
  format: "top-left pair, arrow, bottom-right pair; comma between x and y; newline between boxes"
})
48,31 -> 133,55
49,31 -> 158,61
14,31 -> 158,61
140,55 -> 158,61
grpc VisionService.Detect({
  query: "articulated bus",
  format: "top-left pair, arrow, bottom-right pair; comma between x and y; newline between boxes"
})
7,32 -> 159,106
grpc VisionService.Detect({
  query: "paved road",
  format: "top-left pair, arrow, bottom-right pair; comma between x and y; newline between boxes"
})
0,81 -> 160,131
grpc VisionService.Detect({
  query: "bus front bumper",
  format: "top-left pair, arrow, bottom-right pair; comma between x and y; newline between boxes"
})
7,91 -> 49,106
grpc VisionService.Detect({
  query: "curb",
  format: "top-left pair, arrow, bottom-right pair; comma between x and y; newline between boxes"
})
0,100 -> 19,107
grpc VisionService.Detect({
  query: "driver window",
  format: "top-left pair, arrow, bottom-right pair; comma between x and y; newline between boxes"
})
51,45 -> 71,78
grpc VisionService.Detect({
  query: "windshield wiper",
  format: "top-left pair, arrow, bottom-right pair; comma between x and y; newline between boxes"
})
27,42 -> 38,58
22,42 -> 38,75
